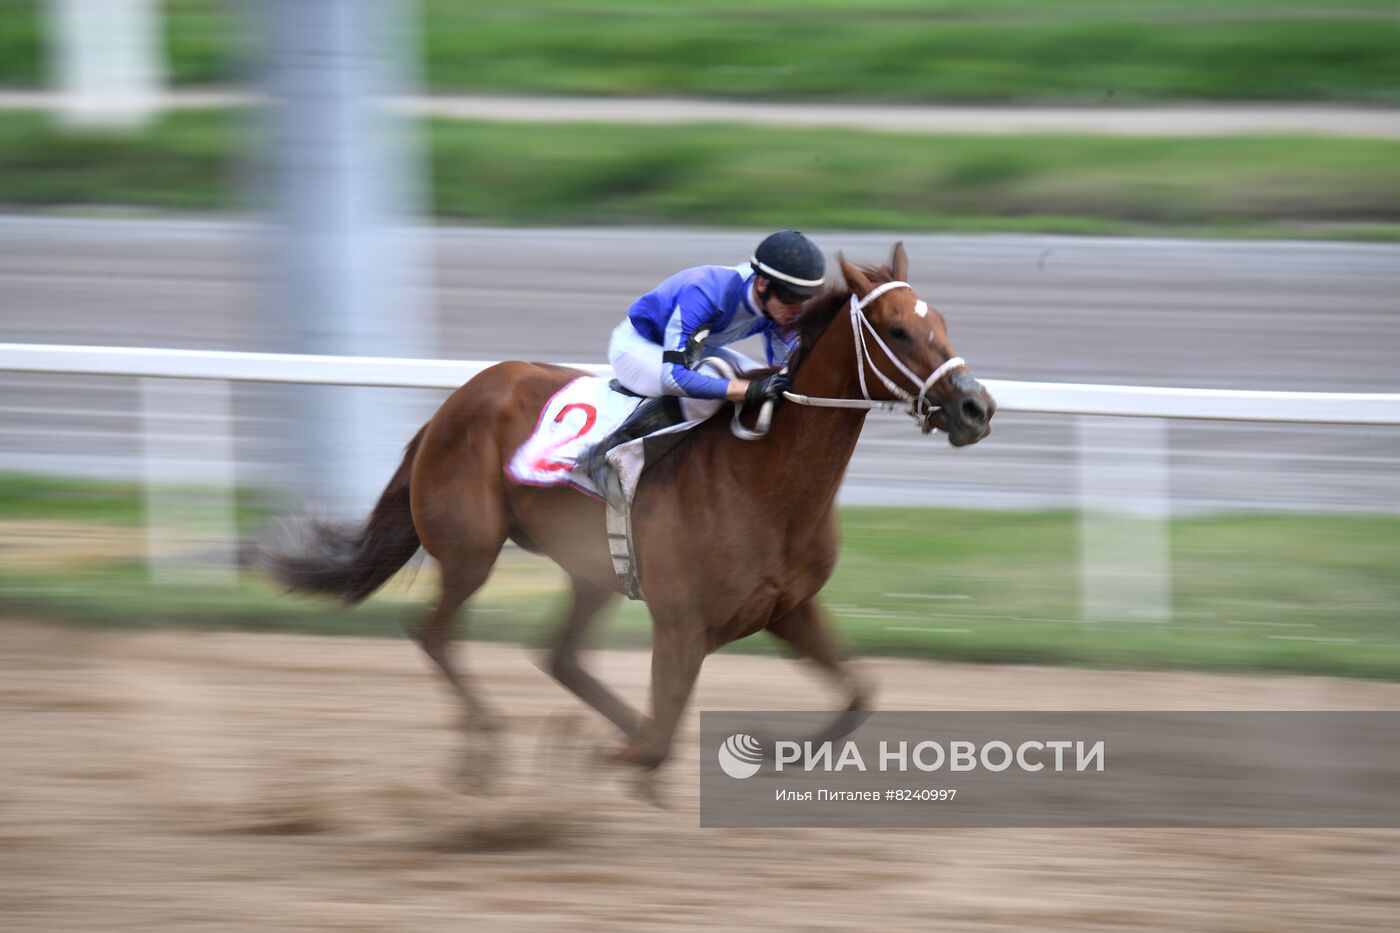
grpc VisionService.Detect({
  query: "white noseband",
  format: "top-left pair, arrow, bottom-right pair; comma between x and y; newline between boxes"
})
848,281 -> 965,430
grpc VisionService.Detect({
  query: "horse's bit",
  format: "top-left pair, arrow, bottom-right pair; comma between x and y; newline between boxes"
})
708,281 -> 967,440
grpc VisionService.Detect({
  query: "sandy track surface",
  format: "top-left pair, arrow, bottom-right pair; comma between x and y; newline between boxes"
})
2,619 -> 1398,932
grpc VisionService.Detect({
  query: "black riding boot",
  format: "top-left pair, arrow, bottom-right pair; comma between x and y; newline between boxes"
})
575,396 -> 680,503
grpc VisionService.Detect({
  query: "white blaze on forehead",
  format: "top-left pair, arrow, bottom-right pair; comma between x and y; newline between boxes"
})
914,300 -> 929,318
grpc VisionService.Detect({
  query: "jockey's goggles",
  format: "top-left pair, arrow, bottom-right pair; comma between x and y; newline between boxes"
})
765,280 -> 809,305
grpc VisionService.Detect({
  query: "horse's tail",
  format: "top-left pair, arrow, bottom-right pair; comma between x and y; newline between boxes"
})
263,425 -> 426,605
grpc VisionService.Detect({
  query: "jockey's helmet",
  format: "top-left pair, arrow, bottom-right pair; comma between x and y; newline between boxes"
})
752,230 -> 826,299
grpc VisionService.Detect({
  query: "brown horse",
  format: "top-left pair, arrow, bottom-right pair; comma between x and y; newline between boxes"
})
266,243 -> 994,777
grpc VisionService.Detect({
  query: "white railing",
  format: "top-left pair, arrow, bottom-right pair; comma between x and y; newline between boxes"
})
5,340 -> 1397,624
5,342 -> 1400,424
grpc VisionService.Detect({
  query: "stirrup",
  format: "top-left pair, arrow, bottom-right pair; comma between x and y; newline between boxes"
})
575,396 -> 677,500
581,445 -> 621,504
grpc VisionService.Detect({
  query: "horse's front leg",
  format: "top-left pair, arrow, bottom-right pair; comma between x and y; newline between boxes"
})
615,616 -> 708,771
767,597 -> 875,744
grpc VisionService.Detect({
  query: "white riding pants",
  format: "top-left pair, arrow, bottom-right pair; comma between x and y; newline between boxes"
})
607,319 -> 760,423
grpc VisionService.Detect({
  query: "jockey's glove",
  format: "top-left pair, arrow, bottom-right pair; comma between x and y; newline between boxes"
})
745,371 -> 792,408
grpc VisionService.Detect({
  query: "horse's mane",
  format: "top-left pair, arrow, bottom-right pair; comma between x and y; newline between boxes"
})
786,261 -> 895,374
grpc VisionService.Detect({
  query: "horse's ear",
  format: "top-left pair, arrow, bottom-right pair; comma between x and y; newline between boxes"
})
891,241 -> 909,281
838,252 -> 873,296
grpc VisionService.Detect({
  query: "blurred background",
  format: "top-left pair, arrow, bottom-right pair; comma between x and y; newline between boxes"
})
1,3 -> 1399,930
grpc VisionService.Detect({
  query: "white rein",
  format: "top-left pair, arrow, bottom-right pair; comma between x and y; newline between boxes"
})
704,281 -> 966,440
775,281 -> 965,435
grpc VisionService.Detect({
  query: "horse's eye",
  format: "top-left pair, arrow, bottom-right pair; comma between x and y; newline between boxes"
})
889,325 -> 909,343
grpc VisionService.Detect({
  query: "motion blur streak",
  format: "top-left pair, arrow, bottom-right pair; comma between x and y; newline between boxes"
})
3,218 -> 1397,512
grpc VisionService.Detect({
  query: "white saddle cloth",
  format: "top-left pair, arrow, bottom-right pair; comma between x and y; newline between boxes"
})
507,374 -> 711,598
506,376 -> 644,495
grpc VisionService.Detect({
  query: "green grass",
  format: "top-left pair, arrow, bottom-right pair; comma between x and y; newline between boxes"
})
0,473 -> 150,524
0,110 -> 234,212
3,109 -> 1400,239
3,1 -> 1397,103
414,0 -> 1400,104
3,476 -> 1398,680
0,472 -> 278,532
821,508 -> 1400,679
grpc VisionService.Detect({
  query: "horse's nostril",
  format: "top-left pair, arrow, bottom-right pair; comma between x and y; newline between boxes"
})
961,397 -> 987,424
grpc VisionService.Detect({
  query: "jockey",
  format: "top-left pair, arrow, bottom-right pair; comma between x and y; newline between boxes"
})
577,229 -> 826,495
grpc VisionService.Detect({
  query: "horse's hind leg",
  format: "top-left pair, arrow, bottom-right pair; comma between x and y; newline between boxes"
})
415,563 -> 502,733
542,574 -> 642,739
767,598 -> 874,743
412,511 -> 509,790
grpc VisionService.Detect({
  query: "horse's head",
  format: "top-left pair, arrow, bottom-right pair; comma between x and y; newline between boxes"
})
837,243 -> 995,447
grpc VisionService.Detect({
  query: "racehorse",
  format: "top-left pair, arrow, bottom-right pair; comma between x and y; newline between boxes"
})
265,242 -> 994,779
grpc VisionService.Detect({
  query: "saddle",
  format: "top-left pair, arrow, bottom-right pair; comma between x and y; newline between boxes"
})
506,376 -> 702,599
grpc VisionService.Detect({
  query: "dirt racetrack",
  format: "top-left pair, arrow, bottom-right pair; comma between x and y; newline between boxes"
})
2,618 -> 1398,932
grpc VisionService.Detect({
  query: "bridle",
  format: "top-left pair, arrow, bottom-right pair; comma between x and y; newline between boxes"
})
786,281 -> 965,434
707,280 -> 968,440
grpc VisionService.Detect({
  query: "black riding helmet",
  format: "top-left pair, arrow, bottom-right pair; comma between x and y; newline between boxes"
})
751,230 -> 825,300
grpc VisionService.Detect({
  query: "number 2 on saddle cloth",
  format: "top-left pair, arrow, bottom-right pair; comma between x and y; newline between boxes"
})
532,403 -> 598,473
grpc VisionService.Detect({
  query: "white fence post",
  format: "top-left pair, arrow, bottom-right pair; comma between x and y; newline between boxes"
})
140,377 -> 238,586
47,0 -> 164,130
1078,415 -> 1172,625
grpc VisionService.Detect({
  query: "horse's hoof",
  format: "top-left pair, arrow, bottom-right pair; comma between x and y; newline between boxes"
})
607,744 -> 663,771
448,729 -> 505,795
629,770 -> 668,809
452,774 -> 496,797
448,756 -> 499,796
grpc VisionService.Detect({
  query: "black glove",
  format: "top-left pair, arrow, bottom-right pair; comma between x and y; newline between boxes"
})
744,371 -> 792,407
